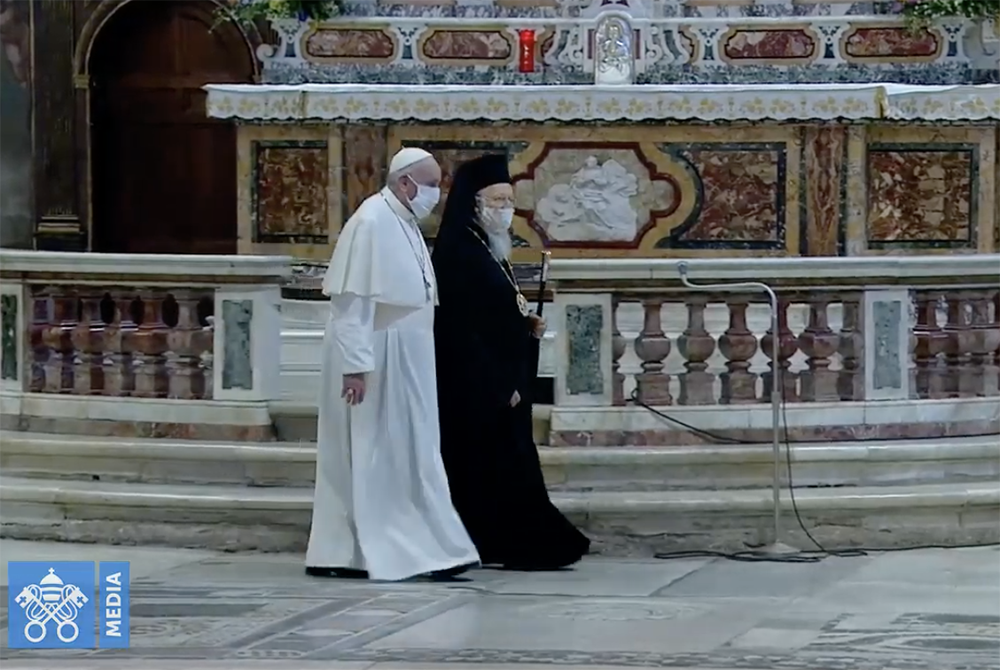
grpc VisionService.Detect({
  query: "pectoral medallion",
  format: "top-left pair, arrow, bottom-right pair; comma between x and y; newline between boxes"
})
517,292 -> 530,316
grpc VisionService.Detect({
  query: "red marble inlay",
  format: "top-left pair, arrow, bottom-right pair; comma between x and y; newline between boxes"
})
867,149 -> 973,242
844,27 -> 939,59
421,30 -> 513,61
723,29 -> 816,60
679,147 -> 782,242
255,144 -> 329,242
803,126 -> 846,256
305,28 -> 395,59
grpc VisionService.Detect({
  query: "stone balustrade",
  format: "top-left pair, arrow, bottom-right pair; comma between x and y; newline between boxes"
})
549,255 -> 1000,445
0,251 -> 292,440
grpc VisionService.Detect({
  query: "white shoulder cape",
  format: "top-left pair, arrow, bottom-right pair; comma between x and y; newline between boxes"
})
322,190 -> 435,326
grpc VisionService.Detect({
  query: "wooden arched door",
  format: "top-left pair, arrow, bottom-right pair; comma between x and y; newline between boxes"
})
90,0 -> 255,254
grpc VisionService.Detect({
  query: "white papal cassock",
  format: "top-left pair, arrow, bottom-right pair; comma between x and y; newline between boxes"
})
306,187 -> 480,581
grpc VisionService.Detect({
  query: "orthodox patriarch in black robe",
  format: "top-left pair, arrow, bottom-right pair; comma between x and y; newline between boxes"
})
432,154 -> 591,571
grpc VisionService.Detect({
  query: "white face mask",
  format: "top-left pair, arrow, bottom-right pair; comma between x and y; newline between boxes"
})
408,182 -> 440,220
481,206 -> 514,232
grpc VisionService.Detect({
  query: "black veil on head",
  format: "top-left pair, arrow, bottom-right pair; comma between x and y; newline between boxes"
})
434,154 -> 511,252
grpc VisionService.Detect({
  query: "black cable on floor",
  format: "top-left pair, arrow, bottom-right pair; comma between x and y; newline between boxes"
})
627,368 -> 999,563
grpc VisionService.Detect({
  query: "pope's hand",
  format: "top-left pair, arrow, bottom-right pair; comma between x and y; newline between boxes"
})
509,390 -> 521,407
342,373 -> 366,405
528,313 -> 546,339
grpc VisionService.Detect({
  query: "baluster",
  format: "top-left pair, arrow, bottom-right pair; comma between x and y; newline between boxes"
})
198,295 -> 215,399
942,292 -> 976,397
133,291 -> 169,398
912,290 -> 947,399
761,295 -> 799,403
994,290 -> 1000,393
71,291 -> 106,395
837,293 -> 864,401
28,289 -> 51,392
677,295 -> 716,405
718,296 -> 758,404
165,291 -> 207,399
798,295 -> 839,402
42,289 -> 78,393
100,293 -> 123,396
909,305 -> 919,400
633,298 -> 672,405
969,290 -> 998,396
116,293 -> 139,396
611,297 -> 626,406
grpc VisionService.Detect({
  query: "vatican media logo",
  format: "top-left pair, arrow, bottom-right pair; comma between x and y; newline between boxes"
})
7,561 -> 130,649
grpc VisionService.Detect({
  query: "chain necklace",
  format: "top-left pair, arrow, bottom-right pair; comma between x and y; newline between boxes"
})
469,227 -> 530,316
382,195 -> 432,301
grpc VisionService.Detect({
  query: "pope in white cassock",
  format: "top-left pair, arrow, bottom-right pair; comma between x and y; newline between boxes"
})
306,148 -> 480,582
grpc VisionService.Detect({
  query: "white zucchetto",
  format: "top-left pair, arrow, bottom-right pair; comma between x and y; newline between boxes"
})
389,147 -> 433,174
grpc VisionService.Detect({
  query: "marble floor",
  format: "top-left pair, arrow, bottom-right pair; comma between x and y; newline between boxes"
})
1,540 -> 998,670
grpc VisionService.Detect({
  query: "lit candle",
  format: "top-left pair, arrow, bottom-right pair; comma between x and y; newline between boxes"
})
518,29 -> 536,73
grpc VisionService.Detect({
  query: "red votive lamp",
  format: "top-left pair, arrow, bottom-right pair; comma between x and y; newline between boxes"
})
518,29 -> 536,73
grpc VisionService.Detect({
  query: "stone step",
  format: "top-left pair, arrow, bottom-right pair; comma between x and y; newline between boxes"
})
1,431 -> 997,491
270,401 -> 553,444
1,475 -> 996,554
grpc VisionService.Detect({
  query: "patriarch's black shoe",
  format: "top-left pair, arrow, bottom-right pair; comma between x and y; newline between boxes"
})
420,562 -> 476,582
305,566 -> 369,579
500,563 -> 575,572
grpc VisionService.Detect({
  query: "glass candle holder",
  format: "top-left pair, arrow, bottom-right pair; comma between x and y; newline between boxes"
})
518,29 -> 536,73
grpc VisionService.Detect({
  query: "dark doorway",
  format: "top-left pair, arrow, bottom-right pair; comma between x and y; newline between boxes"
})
90,0 -> 254,254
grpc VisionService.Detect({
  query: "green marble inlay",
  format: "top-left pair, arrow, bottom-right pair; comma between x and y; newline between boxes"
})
872,299 -> 902,391
222,299 -> 254,391
1,293 -> 17,381
565,304 -> 604,396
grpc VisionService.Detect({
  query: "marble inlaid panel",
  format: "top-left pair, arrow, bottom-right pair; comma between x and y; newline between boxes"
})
252,141 -> 330,244
867,144 -> 976,247
236,125 -> 343,259
864,289 -> 911,402
664,143 -> 787,249
1,292 -> 17,381
222,300 -> 254,391
803,126 -> 848,256
871,300 -> 901,391
418,28 -> 514,64
565,304 -> 604,396
302,26 -> 398,63
720,27 -> 819,65
843,126 -> 868,256
344,125 -> 388,215
841,26 -> 942,63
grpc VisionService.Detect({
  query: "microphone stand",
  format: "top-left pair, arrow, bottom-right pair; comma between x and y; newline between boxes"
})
677,261 -> 801,556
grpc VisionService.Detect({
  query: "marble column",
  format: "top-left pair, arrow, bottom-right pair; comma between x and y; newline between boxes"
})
0,0 -> 33,249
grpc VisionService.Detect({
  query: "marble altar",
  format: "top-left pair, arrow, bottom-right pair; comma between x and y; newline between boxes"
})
205,82 -> 999,264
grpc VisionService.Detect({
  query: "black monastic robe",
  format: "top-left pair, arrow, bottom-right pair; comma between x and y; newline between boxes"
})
433,223 -> 591,570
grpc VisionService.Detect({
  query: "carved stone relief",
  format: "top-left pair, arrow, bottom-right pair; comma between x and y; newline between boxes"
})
536,156 -> 640,241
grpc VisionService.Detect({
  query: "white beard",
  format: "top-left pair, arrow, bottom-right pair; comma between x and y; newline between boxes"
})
485,228 -> 512,261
